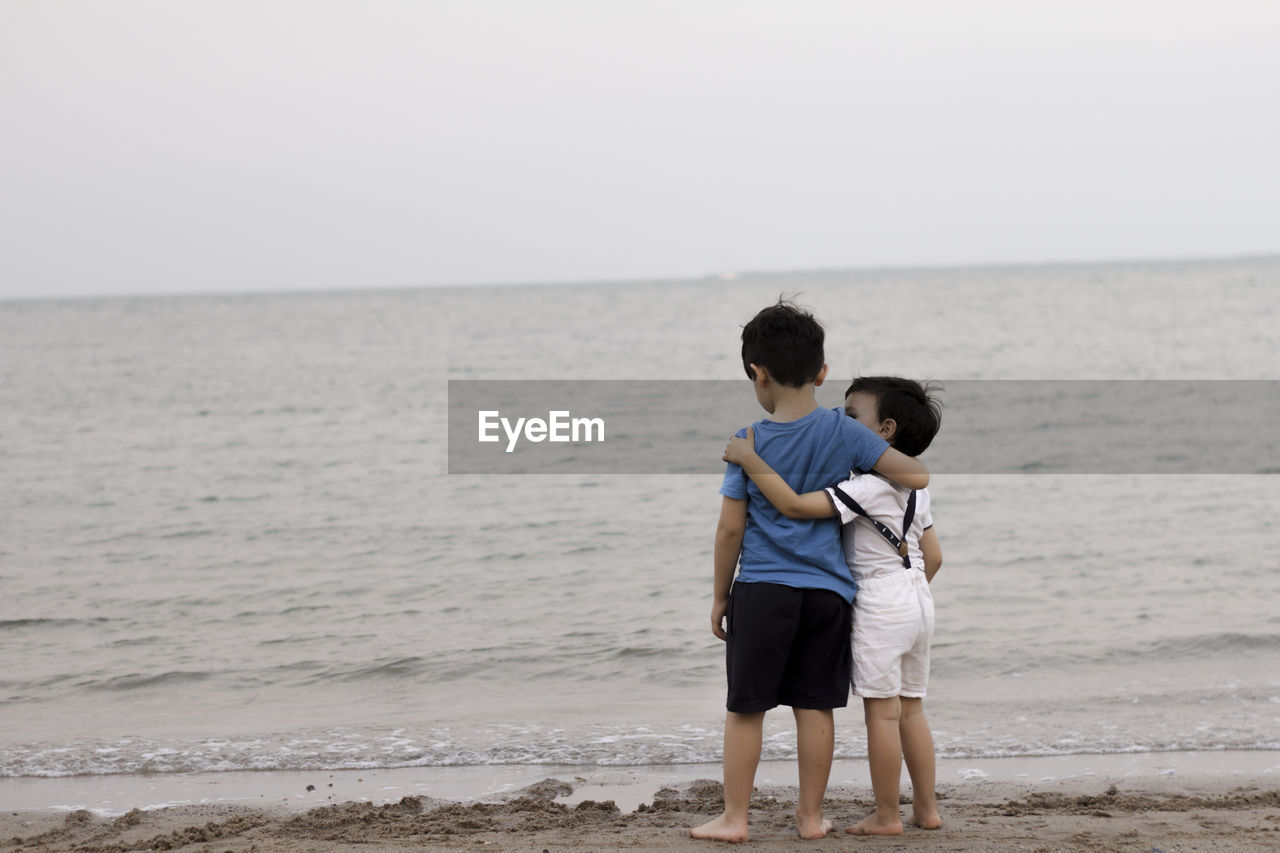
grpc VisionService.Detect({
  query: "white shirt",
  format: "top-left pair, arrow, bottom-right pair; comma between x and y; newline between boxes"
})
824,474 -> 933,582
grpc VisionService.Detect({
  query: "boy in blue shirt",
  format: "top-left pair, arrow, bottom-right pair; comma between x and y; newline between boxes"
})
691,302 -> 929,843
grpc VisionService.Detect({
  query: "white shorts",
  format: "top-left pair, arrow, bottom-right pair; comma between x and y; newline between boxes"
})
851,569 -> 934,699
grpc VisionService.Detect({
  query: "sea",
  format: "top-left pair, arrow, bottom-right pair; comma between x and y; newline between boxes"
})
2,257 -> 1278,782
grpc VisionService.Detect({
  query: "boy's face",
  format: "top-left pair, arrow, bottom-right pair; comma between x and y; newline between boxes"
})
844,391 -> 888,438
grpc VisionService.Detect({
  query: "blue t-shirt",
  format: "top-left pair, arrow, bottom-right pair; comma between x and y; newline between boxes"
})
720,406 -> 890,602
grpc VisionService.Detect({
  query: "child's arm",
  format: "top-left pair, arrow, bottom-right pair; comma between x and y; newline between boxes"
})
872,446 -> 930,490
710,496 -> 746,640
920,526 -> 942,583
723,428 -> 836,519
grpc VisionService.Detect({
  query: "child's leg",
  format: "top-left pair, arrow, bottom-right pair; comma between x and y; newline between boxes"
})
899,697 -> 941,829
689,710 -> 764,842
792,707 -> 834,839
846,696 -> 904,836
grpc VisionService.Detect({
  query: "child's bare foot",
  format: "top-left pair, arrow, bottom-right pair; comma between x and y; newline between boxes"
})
796,813 -> 833,839
909,809 -> 942,830
844,813 -> 904,836
690,814 -> 749,843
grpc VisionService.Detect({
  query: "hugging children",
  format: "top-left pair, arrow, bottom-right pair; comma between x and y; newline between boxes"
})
691,300 -> 939,842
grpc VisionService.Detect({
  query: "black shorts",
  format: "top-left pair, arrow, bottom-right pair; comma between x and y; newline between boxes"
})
725,581 -> 853,713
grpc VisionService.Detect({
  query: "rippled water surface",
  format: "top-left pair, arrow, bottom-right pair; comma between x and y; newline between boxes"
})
2,258 -> 1278,776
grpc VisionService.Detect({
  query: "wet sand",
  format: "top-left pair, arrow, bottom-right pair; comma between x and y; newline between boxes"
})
4,753 -> 1279,851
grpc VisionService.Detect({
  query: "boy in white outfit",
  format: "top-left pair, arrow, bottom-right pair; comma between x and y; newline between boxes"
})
723,376 -> 944,836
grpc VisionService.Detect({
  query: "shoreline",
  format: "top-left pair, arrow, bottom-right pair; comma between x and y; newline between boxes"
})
3,751 -> 1279,851
3,750 -> 1278,815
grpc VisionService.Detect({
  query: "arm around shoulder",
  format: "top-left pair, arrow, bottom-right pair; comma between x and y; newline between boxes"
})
872,446 -> 929,490
736,455 -> 835,519
770,487 -> 836,519
723,427 -> 835,519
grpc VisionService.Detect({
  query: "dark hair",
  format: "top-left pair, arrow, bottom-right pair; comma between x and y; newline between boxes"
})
741,299 -> 825,388
844,377 -> 943,457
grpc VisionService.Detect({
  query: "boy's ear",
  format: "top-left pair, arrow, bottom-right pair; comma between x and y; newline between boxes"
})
878,418 -> 897,441
749,363 -> 769,385
813,363 -> 829,387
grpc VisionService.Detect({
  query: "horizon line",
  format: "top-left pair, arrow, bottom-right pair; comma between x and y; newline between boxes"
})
3,249 -> 1278,304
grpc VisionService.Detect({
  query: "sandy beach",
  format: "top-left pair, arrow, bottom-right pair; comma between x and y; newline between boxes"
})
4,752 -> 1278,851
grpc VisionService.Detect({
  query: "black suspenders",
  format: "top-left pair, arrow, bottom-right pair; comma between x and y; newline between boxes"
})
830,487 -> 917,569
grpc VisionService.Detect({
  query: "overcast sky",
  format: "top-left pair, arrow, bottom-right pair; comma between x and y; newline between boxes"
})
2,1 -> 1278,299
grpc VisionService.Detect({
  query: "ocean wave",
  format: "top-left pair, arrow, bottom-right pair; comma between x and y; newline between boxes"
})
0,618 -> 112,631
83,671 -> 213,691
3,727 -> 1278,778
254,643 -> 718,688
1137,632 -> 1280,656
307,657 -> 432,684
937,631 -> 1280,676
